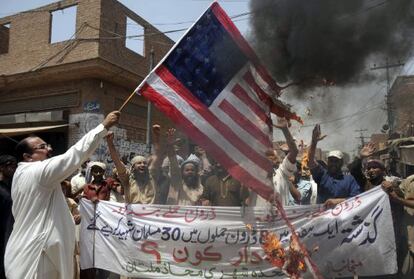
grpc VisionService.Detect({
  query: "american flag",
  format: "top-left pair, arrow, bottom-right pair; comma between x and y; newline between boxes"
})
137,2 -> 300,200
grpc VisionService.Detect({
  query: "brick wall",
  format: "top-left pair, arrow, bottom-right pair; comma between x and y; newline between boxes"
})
0,24 -> 10,54
389,76 -> 414,136
99,0 -> 174,79
0,0 -> 101,75
0,0 -> 176,161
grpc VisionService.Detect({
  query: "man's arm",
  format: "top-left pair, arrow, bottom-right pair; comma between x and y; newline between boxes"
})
274,117 -> 298,164
389,195 -> 414,209
288,176 -> 301,203
148,124 -> 166,176
349,142 -> 376,189
106,131 -> 129,188
39,111 -> 120,186
166,128 -> 183,189
308,124 -> 326,169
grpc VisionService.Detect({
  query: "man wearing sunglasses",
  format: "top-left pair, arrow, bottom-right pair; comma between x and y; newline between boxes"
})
4,111 -> 120,279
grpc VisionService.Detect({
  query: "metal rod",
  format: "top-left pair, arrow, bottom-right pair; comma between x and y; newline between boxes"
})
146,47 -> 155,154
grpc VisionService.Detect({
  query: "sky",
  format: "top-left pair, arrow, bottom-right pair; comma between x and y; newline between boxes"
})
0,0 -> 407,156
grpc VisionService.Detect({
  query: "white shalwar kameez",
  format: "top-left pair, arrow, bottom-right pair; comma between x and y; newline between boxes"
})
252,156 -> 297,207
4,124 -> 107,279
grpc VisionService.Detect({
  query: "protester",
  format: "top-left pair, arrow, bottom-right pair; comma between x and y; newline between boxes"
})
0,155 -> 17,279
70,159 -> 90,199
4,111 -> 120,279
348,142 -> 377,191
191,144 -> 213,184
165,128 -> 204,205
109,168 -> 125,203
61,180 -> 81,225
82,161 -> 114,202
200,159 -> 249,206
106,125 -> 166,204
253,117 -> 300,206
383,174 -> 414,278
288,162 -> 313,205
308,124 -> 360,208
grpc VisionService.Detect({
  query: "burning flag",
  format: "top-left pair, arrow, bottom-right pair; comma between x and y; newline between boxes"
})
136,2 -> 300,200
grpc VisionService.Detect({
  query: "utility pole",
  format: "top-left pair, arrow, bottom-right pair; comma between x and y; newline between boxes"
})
355,129 -> 369,150
370,58 -> 404,135
146,47 -> 155,154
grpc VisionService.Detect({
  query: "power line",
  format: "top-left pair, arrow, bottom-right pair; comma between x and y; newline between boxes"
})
370,58 -> 405,133
301,103 -> 383,128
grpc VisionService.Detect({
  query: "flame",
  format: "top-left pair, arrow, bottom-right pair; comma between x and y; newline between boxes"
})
261,233 -> 308,277
301,149 -> 311,177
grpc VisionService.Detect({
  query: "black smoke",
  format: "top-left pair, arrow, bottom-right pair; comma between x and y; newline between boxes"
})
250,0 -> 414,90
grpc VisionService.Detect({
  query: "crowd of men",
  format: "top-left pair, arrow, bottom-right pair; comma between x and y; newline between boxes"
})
0,111 -> 414,279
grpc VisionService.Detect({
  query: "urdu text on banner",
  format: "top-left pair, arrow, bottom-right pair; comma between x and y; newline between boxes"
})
80,186 -> 397,278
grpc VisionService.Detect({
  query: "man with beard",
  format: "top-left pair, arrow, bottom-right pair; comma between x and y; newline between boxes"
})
308,124 -> 360,208
0,155 -> 17,279
362,159 -> 405,279
200,160 -> 249,207
106,127 -> 166,204
5,111 -> 120,279
165,128 -> 204,205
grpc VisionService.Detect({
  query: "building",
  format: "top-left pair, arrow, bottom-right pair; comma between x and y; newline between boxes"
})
387,75 -> 414,176
389,75 -> 414,138
0,0 -> 174,163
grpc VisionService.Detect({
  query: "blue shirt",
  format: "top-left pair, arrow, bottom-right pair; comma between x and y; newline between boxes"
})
311,164 -> 361,203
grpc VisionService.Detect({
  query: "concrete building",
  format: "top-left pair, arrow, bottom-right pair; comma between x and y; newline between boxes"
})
0,0 -> 174,163
389,75 -> 414,138
387,75 -> 414,176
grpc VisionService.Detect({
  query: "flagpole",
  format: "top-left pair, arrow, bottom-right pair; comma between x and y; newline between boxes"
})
118,90 -> 137,112
118,48 -> 155,113
146,48 -> 155,154
92,202 -> 97,268
119,2 -> 215,112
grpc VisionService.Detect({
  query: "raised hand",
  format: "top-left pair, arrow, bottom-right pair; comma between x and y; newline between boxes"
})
312,124 -> 327,143
102,111 -> 120,129
152,124 -> 161,143
166,128 -> 176,146
360,142 -> 376,158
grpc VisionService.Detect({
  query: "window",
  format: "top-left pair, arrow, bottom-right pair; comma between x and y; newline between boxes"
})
50,5 -> 77,43
0,23 -> 10,54
126,17 -> 145,56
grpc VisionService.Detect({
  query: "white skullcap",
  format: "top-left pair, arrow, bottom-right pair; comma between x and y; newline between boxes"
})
89,161 -> 106,170
328,150 -> 344,160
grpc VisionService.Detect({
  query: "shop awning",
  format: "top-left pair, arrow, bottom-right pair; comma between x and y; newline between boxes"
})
0,124 -> 69,137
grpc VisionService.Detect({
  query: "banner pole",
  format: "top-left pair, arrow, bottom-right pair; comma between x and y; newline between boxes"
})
92,202 -> 97,268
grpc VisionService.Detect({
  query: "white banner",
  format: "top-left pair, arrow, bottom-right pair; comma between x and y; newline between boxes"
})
80,186 -> 397,278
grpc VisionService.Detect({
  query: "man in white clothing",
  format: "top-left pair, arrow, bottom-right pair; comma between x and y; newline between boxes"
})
4,111 -> 120,279
252,117 -> 300,207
